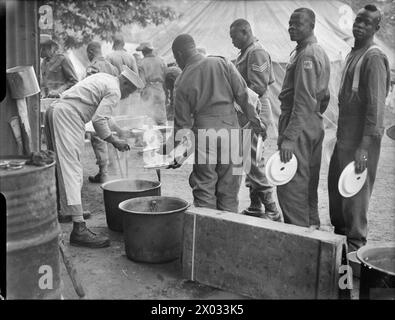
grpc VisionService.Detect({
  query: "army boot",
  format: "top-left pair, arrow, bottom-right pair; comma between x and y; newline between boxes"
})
258,189 -> 282,221
70,222 -> 110,248
241,188 -> 265,217
88,165 -> 108,183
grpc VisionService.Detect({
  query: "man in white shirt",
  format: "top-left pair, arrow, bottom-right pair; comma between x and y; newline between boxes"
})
45,67 -> 144,248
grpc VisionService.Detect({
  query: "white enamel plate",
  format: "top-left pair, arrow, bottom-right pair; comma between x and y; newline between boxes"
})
338,161 -> 367,198
265,151 -> 298,186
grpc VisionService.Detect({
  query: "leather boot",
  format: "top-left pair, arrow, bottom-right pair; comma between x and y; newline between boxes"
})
70,222 -> 110,248
88,165 -> 108,183
241,188 -> 265,217
258,189 -> 282,222
58,211 -> 92,223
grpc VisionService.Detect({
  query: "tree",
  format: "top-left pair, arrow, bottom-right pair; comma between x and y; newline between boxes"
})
46,0 -> 178,49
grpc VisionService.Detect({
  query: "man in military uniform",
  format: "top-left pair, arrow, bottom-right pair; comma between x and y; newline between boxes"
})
85,41 -> 122,184
40,39 -> 78,98
106,34 -> 139,116
86,41 -> 119,77
136,42 -> 168,125
328,5 -> 391,252
106,34 -> 138,74
277,8 -> 331,228
170,34 -> 266,213
230,18 -> 280,221
45,67 -> 144,248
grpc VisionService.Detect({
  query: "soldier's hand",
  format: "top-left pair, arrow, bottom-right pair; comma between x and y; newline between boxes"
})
166,159 -> 181,169
112,139 -> 130,152
280,139 -> 294,163
354,148 -> 368,174
252,124 -> 267,141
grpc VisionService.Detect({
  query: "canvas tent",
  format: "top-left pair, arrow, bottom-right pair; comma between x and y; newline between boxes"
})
139,0 -> 393,133
66,0 -> 394,137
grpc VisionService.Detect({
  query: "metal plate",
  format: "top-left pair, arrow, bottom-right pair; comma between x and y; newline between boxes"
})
265,151 -> 298,186
338,161 -> 367,198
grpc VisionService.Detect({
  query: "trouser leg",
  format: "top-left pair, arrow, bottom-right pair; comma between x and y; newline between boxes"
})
90,133 -> 108,173
277,131 -> 318,227
189,163 -> 217,210
330,138 -> 381,252
245,131 -> 272,190
308,130 -> 324,227
328,145 -> 347,235
244,127 -> 278,217
46,105 -> 85,220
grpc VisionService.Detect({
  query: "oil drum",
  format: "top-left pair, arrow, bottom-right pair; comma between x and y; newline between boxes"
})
1,158 -> 61,299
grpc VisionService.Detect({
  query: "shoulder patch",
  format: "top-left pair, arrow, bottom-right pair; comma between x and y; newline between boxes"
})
251,61 -> 268,73
303,60 -> 313,69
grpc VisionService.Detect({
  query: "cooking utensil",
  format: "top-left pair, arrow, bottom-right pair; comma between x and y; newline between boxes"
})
115,149 -> 124,178
6,66 -> 41,155
100,179 -> 161,232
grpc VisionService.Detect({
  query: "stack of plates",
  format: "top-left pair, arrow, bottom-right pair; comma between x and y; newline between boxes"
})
338,161 -> 367,198
265,151 -> 298,186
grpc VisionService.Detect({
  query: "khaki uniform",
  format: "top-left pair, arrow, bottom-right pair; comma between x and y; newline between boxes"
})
277,35 -> 331,227
106,50 -> 138,74
235,41 -> 275,192
86,56 -> 119,78
45,73 -> 121,217
85,57 -> 120,174
106,50 -> 139,116
41,53 -> 78,97
328,44 -> 390,251
139,54 -> 167,125
174,54 -> 264,212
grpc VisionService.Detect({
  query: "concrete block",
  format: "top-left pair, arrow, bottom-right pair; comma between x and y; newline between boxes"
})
182,207 -> 347,299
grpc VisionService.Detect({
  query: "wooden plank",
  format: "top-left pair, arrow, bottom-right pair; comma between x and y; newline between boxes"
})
182,207 -> 347,299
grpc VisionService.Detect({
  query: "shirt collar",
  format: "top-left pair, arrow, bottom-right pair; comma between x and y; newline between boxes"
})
352,40 -> 374,52
296,35 -> 317,51
240,40 -> 255,55
184,53 -> 205,69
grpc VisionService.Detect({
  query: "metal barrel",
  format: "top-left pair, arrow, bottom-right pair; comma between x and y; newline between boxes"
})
1,159 -> 61,299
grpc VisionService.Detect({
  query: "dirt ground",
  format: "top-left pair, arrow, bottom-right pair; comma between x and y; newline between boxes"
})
59,120 -> 395,300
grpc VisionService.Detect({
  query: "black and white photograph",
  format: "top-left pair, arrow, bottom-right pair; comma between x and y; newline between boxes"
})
0,0 -> 394,304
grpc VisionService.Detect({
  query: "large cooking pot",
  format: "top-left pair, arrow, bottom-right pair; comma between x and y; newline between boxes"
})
357,244 -> 395,299
119,196 -> 190,263
101,179 -> 161,232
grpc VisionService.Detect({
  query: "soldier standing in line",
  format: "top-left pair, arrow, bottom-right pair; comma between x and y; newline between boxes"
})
230,18 -> 280,221
328,5 -> 391,252
277,8 -> 331,229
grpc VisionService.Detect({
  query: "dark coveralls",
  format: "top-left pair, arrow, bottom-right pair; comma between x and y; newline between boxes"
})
235,41 -> 275,199
277,35 -> 330,227
174,54 -> 264,213
328,44 -> 390,252
41,53 -> 78,97
86,57 -> 120,175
